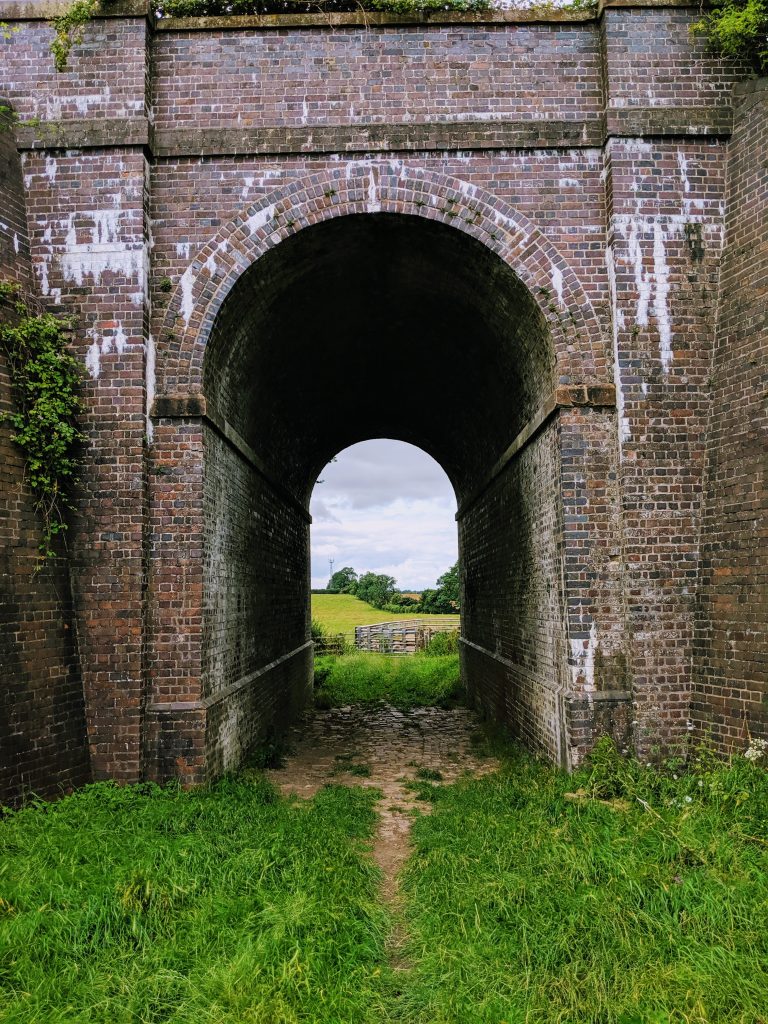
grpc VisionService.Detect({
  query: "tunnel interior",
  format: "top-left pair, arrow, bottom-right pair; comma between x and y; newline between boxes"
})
200,213 -> 567,773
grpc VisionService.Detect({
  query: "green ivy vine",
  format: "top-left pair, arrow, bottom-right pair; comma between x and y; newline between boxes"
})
0,283 -> 85,562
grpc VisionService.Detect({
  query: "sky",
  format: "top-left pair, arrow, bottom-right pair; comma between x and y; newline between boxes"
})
310,439 -> 458,591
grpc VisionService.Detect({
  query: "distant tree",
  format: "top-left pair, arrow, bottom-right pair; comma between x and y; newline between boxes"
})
355,572 -> 397,610
328,566 -> 358,593
420,561 -> 460,613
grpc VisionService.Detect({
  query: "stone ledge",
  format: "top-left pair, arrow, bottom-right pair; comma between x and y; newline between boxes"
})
151,398 -> 314,524
153,119 -> 604,157
151,393 -> 207,418
14,117 -> 150,151
733,77 -> 768,98
456,384 -> 616,520
607,106 -> 733,137
1,0 -> 150,18
147,641 -> 313,712
12,109 -> 733,156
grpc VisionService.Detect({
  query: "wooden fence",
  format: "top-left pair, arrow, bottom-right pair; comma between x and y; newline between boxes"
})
353,619 -> 460,655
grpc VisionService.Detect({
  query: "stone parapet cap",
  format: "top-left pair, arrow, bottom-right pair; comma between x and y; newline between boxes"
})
733,77 -> 768,97
2,0 -> 702,25
1,0 -> 151,18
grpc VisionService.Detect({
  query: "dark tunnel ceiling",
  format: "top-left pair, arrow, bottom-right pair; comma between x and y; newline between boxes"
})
203,213 -> 555,505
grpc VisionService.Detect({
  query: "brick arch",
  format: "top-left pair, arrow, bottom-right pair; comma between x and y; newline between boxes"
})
157,164 -> 607,395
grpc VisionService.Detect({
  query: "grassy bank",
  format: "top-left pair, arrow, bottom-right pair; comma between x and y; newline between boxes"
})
0,777 -> 388,1023
311,593 -> 459,635
397,739 -> 768,1024
314,652 -> 463,710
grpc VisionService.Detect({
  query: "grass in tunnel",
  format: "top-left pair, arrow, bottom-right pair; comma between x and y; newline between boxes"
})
0,776 -> 388,1023
313,652 -> 463,711
393,737 -> 768,1024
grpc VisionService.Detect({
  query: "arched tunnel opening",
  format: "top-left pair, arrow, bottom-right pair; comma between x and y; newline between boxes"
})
309,436 -> 460,645
198,212 -> 569,775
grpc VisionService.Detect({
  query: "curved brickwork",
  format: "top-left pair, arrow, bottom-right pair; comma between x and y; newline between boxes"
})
158,165 -> 607,396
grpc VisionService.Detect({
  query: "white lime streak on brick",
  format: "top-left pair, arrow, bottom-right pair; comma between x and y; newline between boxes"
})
175,242 -> 191,260
240,175 -> 254,201
458,178 -> 477,199
570,621 -> 597,691
13,234 -> 19,254
59,211 -> 144,287
551,265 -> 564,307
179,265 -> 195,326
623,218 -> 651,326
245,204 -> 274,235
606,246 -> 630,450
145,333 -> 156,443
677,150 -> 690,193
85,334 -> 100,379
44,157 -> 57,183
205,252 -> 218,277
367,169 -> 380,213
114,322 -> 127,354
653,222 -> 672,371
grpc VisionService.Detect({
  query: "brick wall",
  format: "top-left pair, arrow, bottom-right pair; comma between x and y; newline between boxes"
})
0,103 -> 90,805
692,80 -> 768,751
0,2 -> 761,787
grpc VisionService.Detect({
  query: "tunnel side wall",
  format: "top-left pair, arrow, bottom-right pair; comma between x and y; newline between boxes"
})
460,421 -> 569,761
201,424 -> 312,774
692,81 -> 768,751
0,104 -> 91,805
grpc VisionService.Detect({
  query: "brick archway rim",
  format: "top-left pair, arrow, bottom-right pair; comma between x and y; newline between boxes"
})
157,163 -> 607,395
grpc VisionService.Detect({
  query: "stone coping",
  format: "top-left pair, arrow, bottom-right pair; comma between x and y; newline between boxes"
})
1,0 -> 706,26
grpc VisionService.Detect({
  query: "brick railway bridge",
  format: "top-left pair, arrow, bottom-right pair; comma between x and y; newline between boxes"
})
1,0 -> 766,803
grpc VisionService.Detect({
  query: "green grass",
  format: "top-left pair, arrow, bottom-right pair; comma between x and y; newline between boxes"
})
311,593 -> 459,636
396,739 -> 768,1024
4,732 -> 767,1024
0,777 -> 388,1023
314,652 -> 463,710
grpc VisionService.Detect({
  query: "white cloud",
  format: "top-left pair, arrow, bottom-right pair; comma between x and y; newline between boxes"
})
310,439 -> 457,590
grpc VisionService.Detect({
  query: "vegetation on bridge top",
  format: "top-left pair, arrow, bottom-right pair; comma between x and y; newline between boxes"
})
49,0 -> 767,98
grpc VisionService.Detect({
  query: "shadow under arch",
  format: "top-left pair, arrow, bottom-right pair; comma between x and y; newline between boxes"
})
157,163 -> 608,396
148,173 -> 628,786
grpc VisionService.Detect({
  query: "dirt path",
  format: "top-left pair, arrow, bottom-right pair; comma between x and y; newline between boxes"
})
267,704 -> 498,965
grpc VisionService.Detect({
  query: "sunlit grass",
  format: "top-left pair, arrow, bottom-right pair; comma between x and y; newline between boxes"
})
311,593 -> 459,636
314,652 -> 463,710
0,777 -> 388,1023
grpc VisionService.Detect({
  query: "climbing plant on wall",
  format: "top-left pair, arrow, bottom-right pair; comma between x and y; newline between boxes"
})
0,283 -> 85,562
694,0 -> 768,75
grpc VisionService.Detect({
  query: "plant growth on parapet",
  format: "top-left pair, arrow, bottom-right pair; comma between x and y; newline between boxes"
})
51,0 -> 100,72
0,283 -> 85,562
694,0 -> 768,75
49,0 -> 490,69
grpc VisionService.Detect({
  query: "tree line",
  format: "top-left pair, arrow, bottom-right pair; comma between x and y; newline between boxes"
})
327,562 -> 459,615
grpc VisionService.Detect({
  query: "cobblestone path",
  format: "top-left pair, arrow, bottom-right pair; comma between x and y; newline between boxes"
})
267,703 -> 499,960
